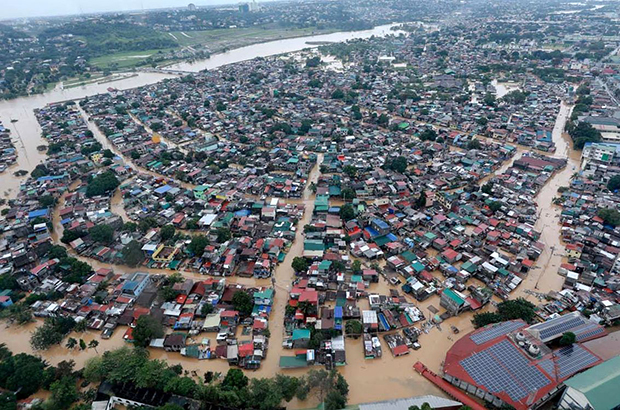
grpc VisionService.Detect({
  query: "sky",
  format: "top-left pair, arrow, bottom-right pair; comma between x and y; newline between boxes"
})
2,0 -> 243,20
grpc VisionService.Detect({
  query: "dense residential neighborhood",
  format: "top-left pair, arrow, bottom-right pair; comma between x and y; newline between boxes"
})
2,0 -> 620,409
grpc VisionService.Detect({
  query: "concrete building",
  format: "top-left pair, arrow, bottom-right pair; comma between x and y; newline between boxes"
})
559,355 -> 620,410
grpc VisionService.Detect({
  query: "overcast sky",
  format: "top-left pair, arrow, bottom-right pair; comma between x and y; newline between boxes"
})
3,0 -> 243,20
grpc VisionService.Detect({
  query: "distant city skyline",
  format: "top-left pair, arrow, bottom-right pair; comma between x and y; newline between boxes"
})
2,0 -> 263,21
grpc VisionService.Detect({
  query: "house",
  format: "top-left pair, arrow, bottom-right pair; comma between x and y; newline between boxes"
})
163,333 -> 186,352
121,272 -> 150,297
292,328 -> 311,348
440,288 -> 468,315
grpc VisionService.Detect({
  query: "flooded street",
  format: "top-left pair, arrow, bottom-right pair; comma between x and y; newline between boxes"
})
0,15 -> 583,405
514,102 -> 577,298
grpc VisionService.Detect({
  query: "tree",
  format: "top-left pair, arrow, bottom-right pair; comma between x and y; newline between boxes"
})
483,93 -> 496,106
48,376 -> 79,410
275,374 -> 300,402
133,315 -> 164,348
292,257 -> 309,272
415,191 -> 427,209
0,392 -> 16,410
325,390 -> 346,410
0,274 -> 18,290
79,339 -> 87,351
88,339 -> 99,353
61,229 -> 86,244
38,195 -> 56,207
221,368 -> 248,390
497,298 -> 537,323
248,378 -> 283,410
65,337 -> 77,350
231,291 -> 253,316
351,260 -> 362,273
201,303 -> 214,316
569,122 -> 601,149
560,332 -> 576,346
488,201 -> 503,213
341,188 -> 356,200
122,240 -> 144,267
306,56 -> 321,67
0,353 -> 45,398
216,227 -> 232,243
187,235 -> 209,256
598,208 -> 620,227
472,312 -> 503,328
345,320 -> 363,336
331,89 -> 345,99
135,359 -> 175,390
86,171 -> 120,197
419,129 -> 437,141
608,175 -> 620,191
332,261 -> 346,272
160,225 -> 175,241
343,165 -> 357,178
385,156 -> 408,173
89,224 -> 114,244
30,317 -> 76,350
481,182 -> 494,195
339,204 -> 355,221
164,376 -> 198,397
83,357 -> 104,383
467,139 -> 482,150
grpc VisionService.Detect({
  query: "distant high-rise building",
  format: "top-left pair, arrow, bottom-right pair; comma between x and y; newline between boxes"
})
188,3 -> 197,11
239,0 -> 259,13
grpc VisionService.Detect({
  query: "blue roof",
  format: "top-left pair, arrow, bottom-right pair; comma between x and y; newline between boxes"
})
372,218 -> 389,230
235,209 -> 251,217
365,227 -> 379,238
334,306 -> 343,318
122,281 -> 138,291
154,185 -> 172,195
37,175 -> 66,182
28,209 -> 49,219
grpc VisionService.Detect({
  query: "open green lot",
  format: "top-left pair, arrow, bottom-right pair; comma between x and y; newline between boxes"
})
170,26 -> 335,49
89,48 -> 177,69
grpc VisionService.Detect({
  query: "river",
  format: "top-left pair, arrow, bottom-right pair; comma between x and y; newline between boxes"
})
0,23 -> 402,200
0,23 -> 580,407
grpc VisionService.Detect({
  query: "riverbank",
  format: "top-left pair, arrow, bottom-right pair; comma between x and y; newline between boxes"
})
0,23 -> 403,200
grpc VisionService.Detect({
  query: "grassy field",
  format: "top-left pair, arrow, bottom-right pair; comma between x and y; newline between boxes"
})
89,48 -> 177,69
88,25 -> 336,71
170,26 -> 336,50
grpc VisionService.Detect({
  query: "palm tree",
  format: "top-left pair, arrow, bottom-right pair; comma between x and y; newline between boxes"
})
79,339 -> 87,351
88,340 -> 99,354
65,337 -> 77,350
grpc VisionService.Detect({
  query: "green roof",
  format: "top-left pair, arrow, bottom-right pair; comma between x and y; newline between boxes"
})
304,240 -> 325,251
292,329 -> 311,340
564,355 -> 620,410
279,355 -> 308,368
443,288 -> 465,306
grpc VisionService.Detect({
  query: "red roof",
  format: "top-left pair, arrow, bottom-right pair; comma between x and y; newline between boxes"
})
392,344 -> 409,356
299,290 -> 318,304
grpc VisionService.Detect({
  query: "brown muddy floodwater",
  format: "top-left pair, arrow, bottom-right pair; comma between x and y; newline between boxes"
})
1,104 -> 578,408
0,26 -> 579,405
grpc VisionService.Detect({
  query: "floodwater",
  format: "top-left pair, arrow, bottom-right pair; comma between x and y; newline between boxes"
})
0,103 -> 577,407
514,102 -> 577,298
0,19 -> 582,406
0,23 -> 404,200
165,24 -> 403,73
491,79 -> 520,99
